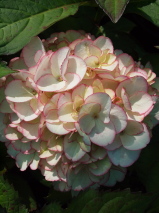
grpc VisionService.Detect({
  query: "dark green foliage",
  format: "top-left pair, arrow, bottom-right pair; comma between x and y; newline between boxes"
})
0,0 -> 91,55
0,175 -> 28,213
40,189 -> 159,213
0,61 -> 16,77
94,0 -> 130,23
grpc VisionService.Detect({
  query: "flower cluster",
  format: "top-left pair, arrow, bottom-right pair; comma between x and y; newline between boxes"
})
0,30 -> 159,191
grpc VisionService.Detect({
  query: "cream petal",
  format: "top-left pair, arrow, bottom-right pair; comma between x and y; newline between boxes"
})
5,80 -> 34,102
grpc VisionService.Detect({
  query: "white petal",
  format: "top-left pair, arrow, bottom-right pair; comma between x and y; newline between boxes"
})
18,121 -> 39,140
5,80 -> 34,102
110,104 -> 127,133
23,36 -> 45,67
16,153 -> 34,171
89,158 -> 111,176
58,102 -> 76,122
129,92 -> 153,114
93,36 -> 113,53
46,152 -> 61,166
105,134 -> 122,151
90,121 -> 116,146
121,123 -> 150,150
64,134 -> 86,161
36,74 -> 66,92
30,153 -> 40,170
108,147 -> 141,167
50,47 -> 70,77
46,121 -> 69,135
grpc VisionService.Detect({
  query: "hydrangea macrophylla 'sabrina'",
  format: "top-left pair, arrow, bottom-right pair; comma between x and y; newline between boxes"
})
0,30 -> 159,191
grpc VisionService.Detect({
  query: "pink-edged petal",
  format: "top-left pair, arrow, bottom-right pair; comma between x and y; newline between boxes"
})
16,152 -> 34,171
93,36 -> 113,53
58,102 -> 76,122
72,84 -> 93,100
91,145 -> 107,160
108,147 -> 141,167
104,167 -> 127,186
59,73 -> 80,91
64,134 -> 86,162
98,72 -> 114,80
117,53 -> 134,69
30,153 -> 40,170
79,114 -> 95,134
14,101 -> 40,121
36,74 -> 66,92
48,135 -> 63,152
34,53 -> 52,82
5,80 -> 34,102
123,120 -> 144,135
67,167 -> 93,191
45,109 -> 59,123
58,92 -> 72,108
85,56 -> 99,68
9,57 -> 28,70
74,39 -> 93,59
7,143 -> 19,158
110,104 -> 127,133
5,126 -> 22,140
46,121 -> 69,135
121,123 -> 150,150
78,136 -> 91,152
89,158 -> 111,176
41,168 -> 60,181
79,102 -> 101,119
11,140 -> 22,151
50,47 -> 70,77
129,91 -> 153,114
105,134 -> 122,151
126,110 -> 145,122
57,164 -> 68,182
89,44 -> 102,57
99,60 -> 118,71
116,76 -> 148,97
23,36 -> 45,67
128,71 -> 147,78
17,121 -> 39,140
66,56 -> 87,78
88,172 -> 102,183
46,152 -> 61,166
39,150 -> 53,158
85,92 -> 111,122
121,88 -> 132,111
75,123 -> 91,146
63,122 -> 75,132
90,121 -> 115,146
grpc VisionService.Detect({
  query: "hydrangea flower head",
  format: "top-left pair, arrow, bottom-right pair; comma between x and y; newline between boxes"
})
0,30 -> 158,191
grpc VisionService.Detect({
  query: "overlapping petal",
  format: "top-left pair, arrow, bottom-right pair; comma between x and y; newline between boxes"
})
0,31 -> 157,192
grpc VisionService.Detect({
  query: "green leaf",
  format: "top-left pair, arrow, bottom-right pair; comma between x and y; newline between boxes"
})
62,189 -> 159,213
40,203 -> 62,213
0,175 -> 28,213
0,0 -> 90,55
95,0 -> 130,23
0,61 -> 16,77
81,197 -> 103,213
65,190 -> 99,213
6,172 -> 37,212
98,197 -> 124,213
126,0 -> 159,27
